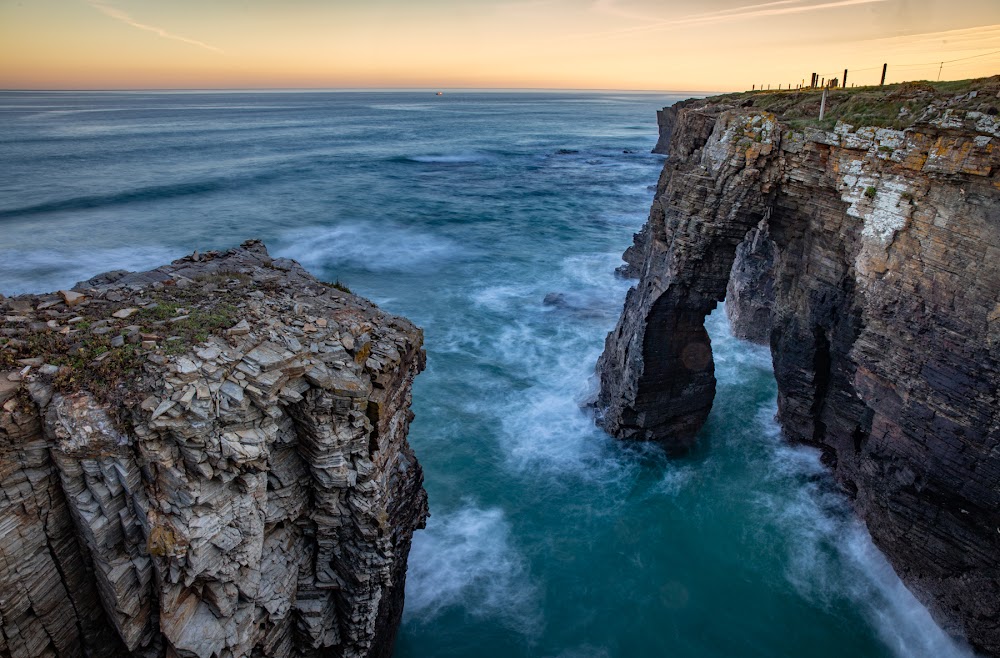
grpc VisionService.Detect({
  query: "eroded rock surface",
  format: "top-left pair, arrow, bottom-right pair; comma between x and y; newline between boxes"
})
725,220 -> 776,344
598,81 -> 1000,653
0,241 -> 428,658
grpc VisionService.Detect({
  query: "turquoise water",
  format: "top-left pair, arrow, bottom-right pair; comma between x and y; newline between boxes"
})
0,91 -> 974,657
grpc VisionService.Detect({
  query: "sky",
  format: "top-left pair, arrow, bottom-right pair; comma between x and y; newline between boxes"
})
1,0 -> 998,91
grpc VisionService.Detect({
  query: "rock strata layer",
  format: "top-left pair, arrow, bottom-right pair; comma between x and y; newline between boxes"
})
598,81 -> 1000,653
0,241 -> 428,658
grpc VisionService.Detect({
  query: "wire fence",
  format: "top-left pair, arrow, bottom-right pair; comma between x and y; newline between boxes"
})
752,48 -> 1000,91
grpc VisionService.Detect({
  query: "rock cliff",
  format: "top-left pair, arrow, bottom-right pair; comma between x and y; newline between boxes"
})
598,79 -> 1000,653
0,241 -> 428,658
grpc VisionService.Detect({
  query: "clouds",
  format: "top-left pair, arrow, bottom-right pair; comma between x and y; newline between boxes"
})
86,0 -> 224,54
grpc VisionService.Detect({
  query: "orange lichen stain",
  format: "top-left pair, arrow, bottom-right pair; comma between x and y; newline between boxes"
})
902,151 -> 929,171
961,141 -> 995,176
147,523 -> 187,557
354,341 -> 372,365
962,161 -> 992,176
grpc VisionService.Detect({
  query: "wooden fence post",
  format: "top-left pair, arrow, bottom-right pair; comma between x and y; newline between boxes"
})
880,63 -> 887,85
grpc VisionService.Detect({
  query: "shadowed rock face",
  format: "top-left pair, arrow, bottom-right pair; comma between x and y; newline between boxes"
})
0,241 -> 428,658
597,110 -> 780,449
725,220 -> 776,344
599,89 -> 1000,654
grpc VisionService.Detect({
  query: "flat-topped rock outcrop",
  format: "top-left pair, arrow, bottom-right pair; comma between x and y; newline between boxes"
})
598,79 -> 1000,654
0,240 -> 428,658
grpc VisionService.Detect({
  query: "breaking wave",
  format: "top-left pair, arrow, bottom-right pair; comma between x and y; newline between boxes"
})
404,504 -> 543,634
276,222 -> 467,274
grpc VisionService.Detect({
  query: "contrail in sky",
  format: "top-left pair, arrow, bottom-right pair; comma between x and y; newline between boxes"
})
86,1 -> 224,54
580,0 -> 889,39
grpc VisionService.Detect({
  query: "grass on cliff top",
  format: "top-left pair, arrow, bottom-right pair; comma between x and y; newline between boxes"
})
705,76 -> 1000,130
0,278 -> 243,427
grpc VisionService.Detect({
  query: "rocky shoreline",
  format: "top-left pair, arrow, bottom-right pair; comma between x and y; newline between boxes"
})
0,240 -> 428,658
597,79 -> 1000,654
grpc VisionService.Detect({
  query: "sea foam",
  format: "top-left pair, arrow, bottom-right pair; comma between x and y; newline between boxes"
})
404,504 -> 543,635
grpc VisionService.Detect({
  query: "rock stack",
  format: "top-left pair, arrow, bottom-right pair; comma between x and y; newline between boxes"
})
0,240 -> 428,658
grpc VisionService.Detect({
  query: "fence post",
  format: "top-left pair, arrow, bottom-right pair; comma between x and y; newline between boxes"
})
880,63 -> 887,85
843,69 -> 848,88
819,88 -> 827,120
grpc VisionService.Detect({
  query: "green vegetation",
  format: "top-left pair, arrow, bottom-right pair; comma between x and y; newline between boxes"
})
321,279 -> 353,294
0,278 -> 242,422
864,186 -> 877,199
705,76 -> 1000,131
135,300 -> 238,351
1,328 -> 146,421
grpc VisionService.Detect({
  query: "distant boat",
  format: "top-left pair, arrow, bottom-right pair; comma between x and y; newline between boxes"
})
435,91 -> 443,96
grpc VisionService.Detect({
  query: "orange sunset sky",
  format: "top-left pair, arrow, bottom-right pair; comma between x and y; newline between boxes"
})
1,0 -> 998,91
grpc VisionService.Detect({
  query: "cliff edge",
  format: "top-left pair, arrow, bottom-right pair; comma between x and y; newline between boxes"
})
598,79 -> 1000,653
0,240 -> 429,658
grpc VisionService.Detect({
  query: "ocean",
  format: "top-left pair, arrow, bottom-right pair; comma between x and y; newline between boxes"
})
0,90 -> 975,658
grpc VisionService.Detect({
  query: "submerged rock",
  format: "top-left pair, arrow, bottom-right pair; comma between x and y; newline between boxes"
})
0,240 -> 429,658
597,80 -> 1000,654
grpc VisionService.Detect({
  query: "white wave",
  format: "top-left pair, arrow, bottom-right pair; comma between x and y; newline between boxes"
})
650,465 -> 696,496
596,210 -> 649,226
461,250 -> 639,480
560,252 -> 633,291
404,504 -> 542,634
275,222 -> 466,274
491,325 -> 639,484
470,283 -> 537,312
406,153 -> 490,164
0,244 -> 181,295
708,302 -> 774,383
752,409 -> 976,658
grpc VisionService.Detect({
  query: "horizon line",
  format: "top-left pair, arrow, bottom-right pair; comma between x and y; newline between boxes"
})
0,85 -> 726,95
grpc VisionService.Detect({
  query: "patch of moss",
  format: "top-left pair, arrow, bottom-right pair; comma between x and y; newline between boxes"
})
1,328 -> 146,429
192,270 -> 252,286
865,186 -> 877,199
137,300 -> 238,347
0,345 -> 17,370
0,282 -> 242,429
321,279 -> 353,294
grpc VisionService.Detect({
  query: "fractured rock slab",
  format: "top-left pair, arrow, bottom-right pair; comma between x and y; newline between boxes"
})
0,240 -> 429,658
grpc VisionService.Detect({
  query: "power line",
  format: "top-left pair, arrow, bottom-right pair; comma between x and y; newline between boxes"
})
817,48 -> 1000,79
939,48 -> 1000,65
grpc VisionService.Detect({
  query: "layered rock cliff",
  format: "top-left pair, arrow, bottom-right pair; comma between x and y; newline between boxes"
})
597,79 -> 1000,653
0,241 -> 428,658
